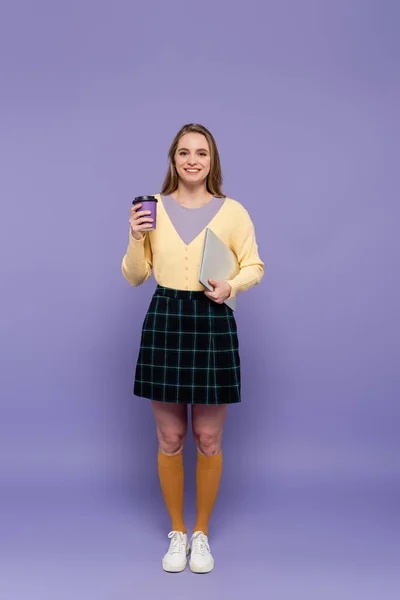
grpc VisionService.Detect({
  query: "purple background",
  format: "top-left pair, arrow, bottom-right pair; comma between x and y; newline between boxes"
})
1,0 -> 399,598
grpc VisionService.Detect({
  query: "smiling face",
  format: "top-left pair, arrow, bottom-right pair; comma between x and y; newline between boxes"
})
174,132 -> 211,187
161,124 -> 225,198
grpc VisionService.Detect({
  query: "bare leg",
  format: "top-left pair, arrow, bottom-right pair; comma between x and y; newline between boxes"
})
151,400 -> 188,455
192,404 -> 227,456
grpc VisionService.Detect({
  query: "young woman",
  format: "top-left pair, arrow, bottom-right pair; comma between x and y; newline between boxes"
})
121,124 -> 264,573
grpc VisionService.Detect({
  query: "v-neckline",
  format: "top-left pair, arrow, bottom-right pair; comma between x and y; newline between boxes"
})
158,194 -> 228,248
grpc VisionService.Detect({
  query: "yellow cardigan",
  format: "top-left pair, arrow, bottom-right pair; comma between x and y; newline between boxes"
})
121,194 -> 264,299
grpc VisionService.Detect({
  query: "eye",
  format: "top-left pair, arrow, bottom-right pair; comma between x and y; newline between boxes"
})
199,152 -> 207,157
179,151 -> 188,156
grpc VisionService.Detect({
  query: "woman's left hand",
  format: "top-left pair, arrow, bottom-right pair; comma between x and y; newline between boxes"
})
204,279 -> 232,304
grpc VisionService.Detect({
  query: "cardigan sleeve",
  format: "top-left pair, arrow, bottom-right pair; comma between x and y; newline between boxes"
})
121,230 -> 153,287
225,207 -> 264,298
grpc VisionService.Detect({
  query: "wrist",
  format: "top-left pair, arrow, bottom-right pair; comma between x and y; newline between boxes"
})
225,281 -> 235,299
130,229 -> 145,242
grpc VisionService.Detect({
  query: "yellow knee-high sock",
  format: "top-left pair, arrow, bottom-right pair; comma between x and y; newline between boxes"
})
194,450 -> 223,535
157,449 -> 186,533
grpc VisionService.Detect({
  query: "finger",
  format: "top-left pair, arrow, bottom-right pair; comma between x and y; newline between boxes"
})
204,285 -> 217,295
131,203 -> 142,212
130,217 -> 154,226
204,290 -> 219,301
208,279 -> 218,287
130,224 -> 153,233
131,226 -> 154,234
131,213 -> 154,223
131,208 -> 151,218
136,217 -> 154,224
205,294 -> 223,304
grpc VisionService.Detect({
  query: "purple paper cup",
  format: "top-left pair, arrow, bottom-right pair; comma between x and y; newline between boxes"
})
132,195 -> 158,230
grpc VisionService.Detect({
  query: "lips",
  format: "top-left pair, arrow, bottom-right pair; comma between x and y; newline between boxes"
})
185,168 -> 200,173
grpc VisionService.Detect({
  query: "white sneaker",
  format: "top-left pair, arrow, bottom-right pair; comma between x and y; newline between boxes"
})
162,531 -> 190,572
189,531 -> 214,573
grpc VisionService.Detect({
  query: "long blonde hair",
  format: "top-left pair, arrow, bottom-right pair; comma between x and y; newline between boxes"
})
161,124 -> 225,198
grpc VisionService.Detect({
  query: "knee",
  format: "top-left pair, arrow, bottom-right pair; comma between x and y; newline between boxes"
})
157,428 -> 186,455
193,429 -> 221,457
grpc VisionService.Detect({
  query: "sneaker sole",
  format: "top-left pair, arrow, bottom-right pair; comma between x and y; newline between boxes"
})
189,560 -> 214,574
162,562 -> 187,573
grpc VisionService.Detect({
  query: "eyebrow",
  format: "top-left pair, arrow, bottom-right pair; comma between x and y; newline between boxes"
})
178,147 -> 209,152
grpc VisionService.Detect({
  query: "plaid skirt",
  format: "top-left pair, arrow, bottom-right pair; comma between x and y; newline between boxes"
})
134,285 -> 241,404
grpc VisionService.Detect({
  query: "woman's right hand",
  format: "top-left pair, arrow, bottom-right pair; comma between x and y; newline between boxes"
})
129,203 -> 154,240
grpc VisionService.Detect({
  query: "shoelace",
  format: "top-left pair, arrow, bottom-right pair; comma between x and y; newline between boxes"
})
168,531 -> 185,554
191,532 -> 210,556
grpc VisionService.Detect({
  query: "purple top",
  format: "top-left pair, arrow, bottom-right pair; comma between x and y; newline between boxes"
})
161,195 -> 225,245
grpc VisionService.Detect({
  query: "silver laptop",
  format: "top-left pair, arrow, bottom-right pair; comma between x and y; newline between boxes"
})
198,228 -> 239,310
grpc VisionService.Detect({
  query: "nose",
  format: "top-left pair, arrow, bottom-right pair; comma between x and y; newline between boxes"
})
187,156 -> 197,165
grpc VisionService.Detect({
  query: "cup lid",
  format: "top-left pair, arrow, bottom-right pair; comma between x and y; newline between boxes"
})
133,195 -> 158,203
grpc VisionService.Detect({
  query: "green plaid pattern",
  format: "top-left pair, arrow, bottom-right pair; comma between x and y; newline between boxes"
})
134,285 -> 241,404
